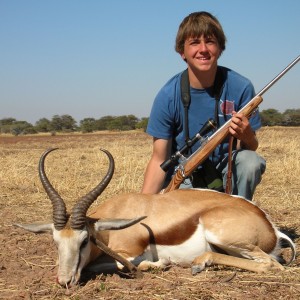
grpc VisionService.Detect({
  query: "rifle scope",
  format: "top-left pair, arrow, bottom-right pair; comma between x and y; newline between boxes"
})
160,118 -> 217,172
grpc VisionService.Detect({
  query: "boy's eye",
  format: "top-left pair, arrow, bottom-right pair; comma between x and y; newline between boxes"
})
189,39 -> 200,45
187,37 -> 217,46
205,37 -> 217,44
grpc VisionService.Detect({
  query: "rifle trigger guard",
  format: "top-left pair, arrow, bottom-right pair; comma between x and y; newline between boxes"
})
176,164 -> 187,178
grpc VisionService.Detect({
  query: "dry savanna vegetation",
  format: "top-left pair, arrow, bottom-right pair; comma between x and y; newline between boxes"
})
0,127 -> 299,299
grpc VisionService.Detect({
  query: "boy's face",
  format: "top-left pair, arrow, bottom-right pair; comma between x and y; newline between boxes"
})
181,35 -> 221,73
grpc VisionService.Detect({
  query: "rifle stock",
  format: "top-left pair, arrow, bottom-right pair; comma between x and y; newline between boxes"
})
162,56 -> 299,193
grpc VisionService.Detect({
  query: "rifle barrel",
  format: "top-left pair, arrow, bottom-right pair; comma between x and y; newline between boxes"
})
257,55 -> 300,97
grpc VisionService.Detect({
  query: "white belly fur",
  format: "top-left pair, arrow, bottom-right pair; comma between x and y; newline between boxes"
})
132,224 -> 212,267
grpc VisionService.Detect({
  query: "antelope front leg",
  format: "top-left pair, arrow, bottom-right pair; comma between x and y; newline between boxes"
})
191,251 -> 284,275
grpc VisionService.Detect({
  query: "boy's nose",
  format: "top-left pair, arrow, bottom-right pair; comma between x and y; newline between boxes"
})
199,42 -> 208,52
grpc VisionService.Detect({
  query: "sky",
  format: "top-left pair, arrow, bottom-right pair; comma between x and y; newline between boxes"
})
1,0 -> 300,125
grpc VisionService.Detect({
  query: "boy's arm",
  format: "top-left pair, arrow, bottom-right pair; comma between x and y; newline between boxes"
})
141,138 -> 172,194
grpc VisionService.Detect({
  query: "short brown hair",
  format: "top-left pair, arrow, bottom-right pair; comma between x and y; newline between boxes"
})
175,11 -> 226,54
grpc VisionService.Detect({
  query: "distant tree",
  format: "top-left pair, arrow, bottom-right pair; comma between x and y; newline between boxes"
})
106,115 -> 139,131
136,117 -> 149,131
49,114 -> 77,132
107,117 -> 122,131
0,126 -> 10,134
260,109 -> 284,126
282,109 -> 300,126
126,115 -> 139,128
60,114 -> 77,131
0,118 -> 36,134
35,118 -> 51,132
0,118 -> 16,126
80,118 -> 96,133
0,118 -> 17,133
95,116 -> 115,130
50,115 -> 63,131
10,121 -> 36,135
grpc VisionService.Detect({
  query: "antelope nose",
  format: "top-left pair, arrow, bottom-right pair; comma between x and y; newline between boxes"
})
56,276 -> 72,288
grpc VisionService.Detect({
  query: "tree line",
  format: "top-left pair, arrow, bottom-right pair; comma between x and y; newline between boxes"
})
0,115 -> 148,135
260,108 -> 300,126
0,108 -> 299,136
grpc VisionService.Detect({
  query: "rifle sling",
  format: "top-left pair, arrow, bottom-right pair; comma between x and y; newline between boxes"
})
225,135 -> 234,194
180,69 -> 191,147
180,67 -> 225,138
180,67 -> 234,193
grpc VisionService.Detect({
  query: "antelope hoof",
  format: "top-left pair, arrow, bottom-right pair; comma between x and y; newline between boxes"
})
191,263 -> 205,275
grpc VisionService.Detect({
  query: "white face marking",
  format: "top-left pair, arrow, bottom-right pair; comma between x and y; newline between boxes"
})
53,228 -> 91,286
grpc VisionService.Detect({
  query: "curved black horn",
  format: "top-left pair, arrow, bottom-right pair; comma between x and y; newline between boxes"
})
70,149 -> 115,230
39,148 -> 68,230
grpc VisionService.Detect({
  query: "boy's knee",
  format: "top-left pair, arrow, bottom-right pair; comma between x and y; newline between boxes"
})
235,150 -> 266,175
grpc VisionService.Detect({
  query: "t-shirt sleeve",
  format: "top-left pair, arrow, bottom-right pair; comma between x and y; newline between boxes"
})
146,88 -> 176,140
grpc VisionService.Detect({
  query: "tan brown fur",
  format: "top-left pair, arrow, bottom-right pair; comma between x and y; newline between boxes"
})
60,228 -> 76,238
88,189 -> 278,257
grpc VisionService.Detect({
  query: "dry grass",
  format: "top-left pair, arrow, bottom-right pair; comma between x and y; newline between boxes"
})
0,127 -> 299,299
255,127 -> 300,228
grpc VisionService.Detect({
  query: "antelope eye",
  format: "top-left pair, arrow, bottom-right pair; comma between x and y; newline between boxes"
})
81,238 -> 89,249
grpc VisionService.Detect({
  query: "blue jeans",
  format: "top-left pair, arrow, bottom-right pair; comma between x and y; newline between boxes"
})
180,150 -> 266,200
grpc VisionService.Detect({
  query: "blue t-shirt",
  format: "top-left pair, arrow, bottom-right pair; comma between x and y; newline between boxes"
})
147,66 -> 262,167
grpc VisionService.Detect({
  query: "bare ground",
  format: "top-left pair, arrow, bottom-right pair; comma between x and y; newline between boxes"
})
0,128 -> 299,299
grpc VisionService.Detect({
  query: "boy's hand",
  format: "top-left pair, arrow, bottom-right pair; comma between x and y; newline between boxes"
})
229,111 -> 258,150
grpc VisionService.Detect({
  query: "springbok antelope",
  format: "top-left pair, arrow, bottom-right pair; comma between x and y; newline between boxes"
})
15,148 -> 296,287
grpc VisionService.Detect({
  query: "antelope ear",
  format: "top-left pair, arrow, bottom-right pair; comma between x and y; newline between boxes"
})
14,223 -> 54,233
93,216 -> 147,231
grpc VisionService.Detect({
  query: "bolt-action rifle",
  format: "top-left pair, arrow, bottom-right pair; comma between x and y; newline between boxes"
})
162,55 -> 300,193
